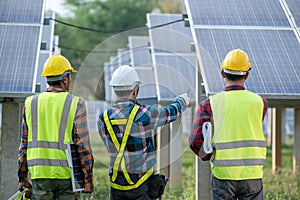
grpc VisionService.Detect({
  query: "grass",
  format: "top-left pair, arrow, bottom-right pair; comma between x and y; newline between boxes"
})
81,134 -> 300,199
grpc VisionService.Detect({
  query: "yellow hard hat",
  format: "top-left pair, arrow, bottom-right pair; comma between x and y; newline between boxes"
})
221,49 -> 251,75
41,54 -> 77,77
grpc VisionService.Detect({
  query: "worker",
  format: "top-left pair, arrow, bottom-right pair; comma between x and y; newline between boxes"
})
17,54 -> 94,199
97,65 -> 190,200
189,49 -> 268,199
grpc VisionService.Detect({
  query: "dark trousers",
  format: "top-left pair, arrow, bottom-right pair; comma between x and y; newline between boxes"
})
212,176 -> 263,200
110,174 -> 154,200
31,179 -> 78,200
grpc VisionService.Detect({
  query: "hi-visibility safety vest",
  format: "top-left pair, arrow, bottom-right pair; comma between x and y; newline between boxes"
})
104,105 -> 154,190
25,92 -> 79,179
209,90 -> 266,180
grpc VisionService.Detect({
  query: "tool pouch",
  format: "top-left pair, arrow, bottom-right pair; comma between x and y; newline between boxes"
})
149,174 -> 167,199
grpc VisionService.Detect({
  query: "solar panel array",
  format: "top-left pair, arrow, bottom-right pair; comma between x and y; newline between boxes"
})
147,13 -> 196,101
0,0 -> 44,95
185,0 -> 300,99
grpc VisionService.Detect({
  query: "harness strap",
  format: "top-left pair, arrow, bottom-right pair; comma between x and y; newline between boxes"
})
105,105 -> 150,187
110,168 -> 154,190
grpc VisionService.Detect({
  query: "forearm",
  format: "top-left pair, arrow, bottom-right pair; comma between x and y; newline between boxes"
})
189,100 -> 211,156
18,107 -> 29,182
74,100 -> 94,184
153,96 -> 187,127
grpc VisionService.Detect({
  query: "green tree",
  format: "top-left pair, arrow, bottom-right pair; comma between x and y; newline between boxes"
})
55,0 -> 156,70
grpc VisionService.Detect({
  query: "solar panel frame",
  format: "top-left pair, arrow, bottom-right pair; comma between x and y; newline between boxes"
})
284,0 -> 300,27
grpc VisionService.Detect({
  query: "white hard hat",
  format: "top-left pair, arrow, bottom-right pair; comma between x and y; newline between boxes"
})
109,65 -> 142,91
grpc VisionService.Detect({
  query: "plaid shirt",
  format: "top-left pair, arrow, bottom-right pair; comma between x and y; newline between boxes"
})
18,86 -> 94,184
189,85 -> 268,155
97,97 -> 187,174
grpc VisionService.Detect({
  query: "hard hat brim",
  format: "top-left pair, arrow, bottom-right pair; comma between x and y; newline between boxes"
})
223,68 -> 248,75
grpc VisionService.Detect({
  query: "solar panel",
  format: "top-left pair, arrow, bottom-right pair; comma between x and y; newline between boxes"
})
117,49 -> 131,66
0,0 -> 44,23
147,14 -> 193,53
0,25 -> 41,93
135,67 -> 157,99
147,13 -> 196,101
185,0 -> 291,27
128,36 -> 152,66
185,0 -> 300,106
155,54 -> 196,100
194,28 -> 300,95
147,13 -> 192,37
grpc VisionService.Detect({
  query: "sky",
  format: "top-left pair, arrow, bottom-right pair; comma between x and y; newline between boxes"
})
45,0 -> 68,17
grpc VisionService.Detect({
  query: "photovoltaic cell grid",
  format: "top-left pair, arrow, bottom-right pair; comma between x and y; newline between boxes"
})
0,25 -> 40,93
185,0 -> 300,97
195,28 -> 300,94
0,0 -> 44,23
186,0 -> 290,26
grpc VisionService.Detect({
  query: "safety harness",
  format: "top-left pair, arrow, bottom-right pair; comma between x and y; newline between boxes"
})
103,104 -> 153,190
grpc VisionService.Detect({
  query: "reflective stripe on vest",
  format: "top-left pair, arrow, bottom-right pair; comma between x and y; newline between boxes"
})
104,105 -> 154,190
25,92 -> 79,179
209,90 -> 266,180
